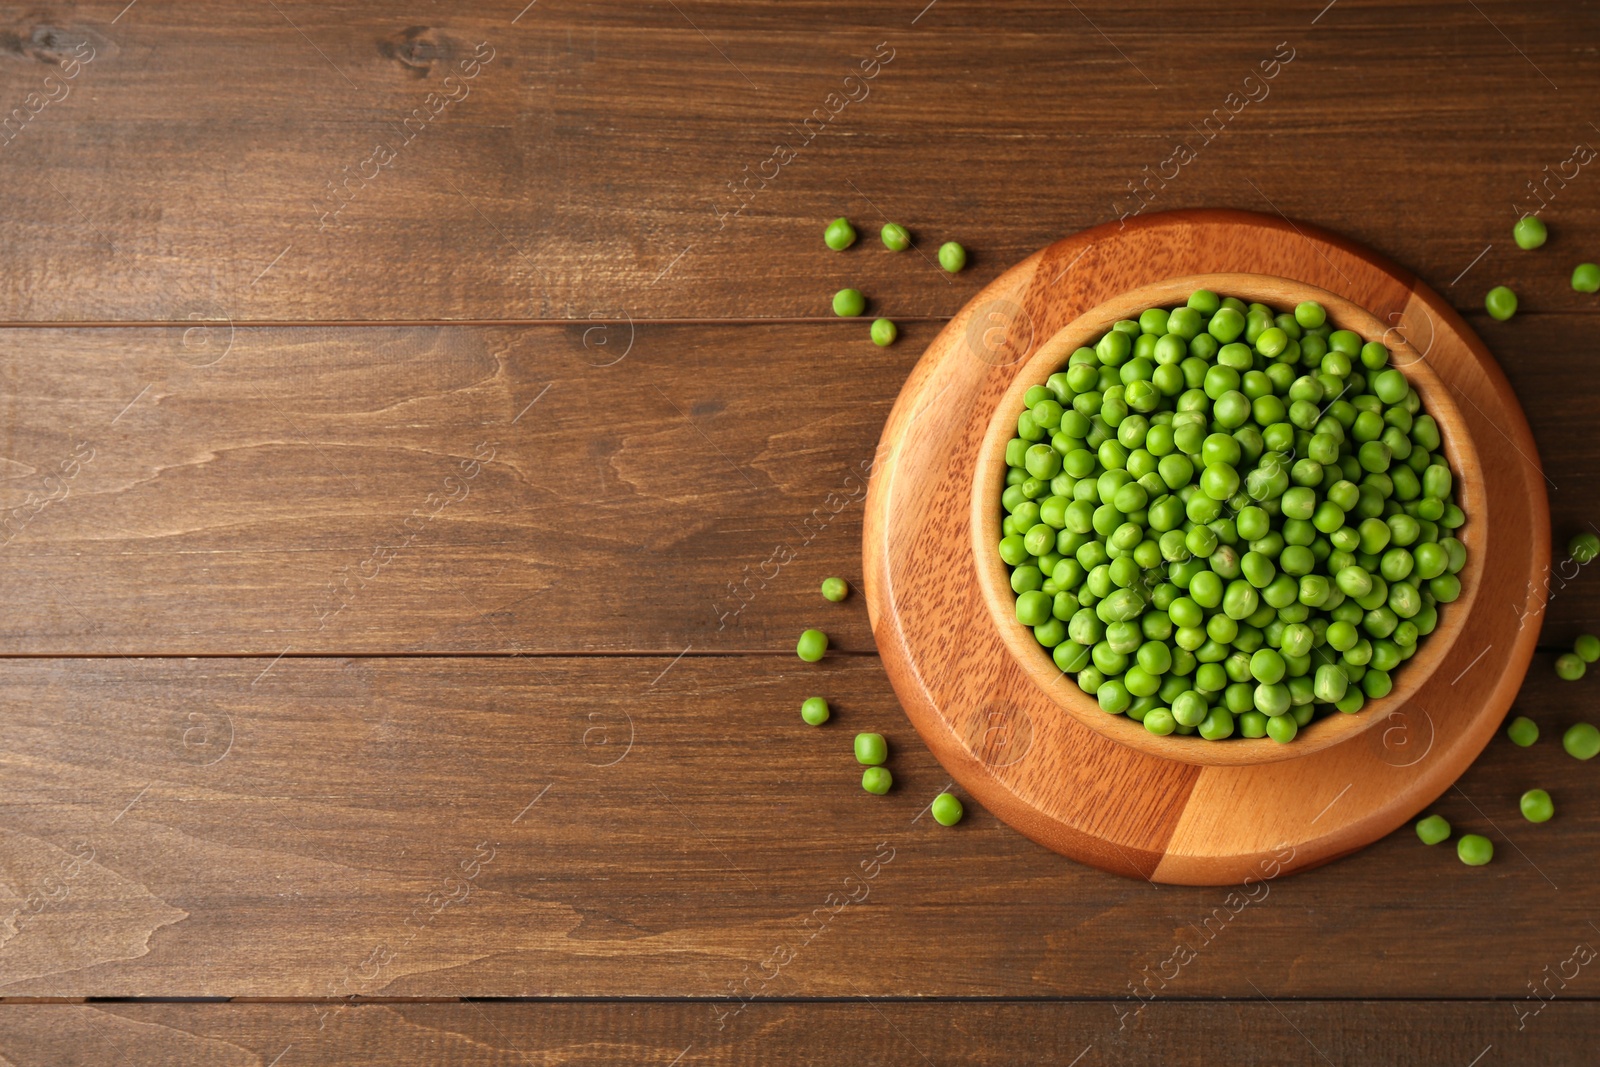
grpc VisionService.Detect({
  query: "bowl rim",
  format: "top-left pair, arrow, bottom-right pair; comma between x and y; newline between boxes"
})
970,271 -> 1485,767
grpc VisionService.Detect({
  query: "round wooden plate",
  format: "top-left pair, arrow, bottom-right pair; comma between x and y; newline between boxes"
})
862,209 -> 1549,884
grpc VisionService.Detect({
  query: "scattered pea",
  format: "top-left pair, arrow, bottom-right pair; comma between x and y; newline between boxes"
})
1506,715 -> 1539,747
1415,814 -> 1451,845
1563,722 -> 1600,760
1570,531 -> 1600,564
1485,286 -> 1518,321
1572,263 -> 1600,293
871,317 -> 898,347
881,223 -> 911,251
801,697 -> 830,726
931,792 -> 965,826
797,628 -> 829,662
938,241 -> 967,273
1576,634 -> 1600,663
854,732 -> 888,766
1456,833 -> 1494,866
833,288 -> 867,317
1556,652 -> 1586,681
1513,215 -> 1548,250
862,766 -> 893,794
824,217 -> 857,251
1519,788 -> 1554,824
821,577 -> 850,602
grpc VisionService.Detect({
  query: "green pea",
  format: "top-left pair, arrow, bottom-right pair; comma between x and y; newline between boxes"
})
1572,262 -> 1600,292
1569,531 -> 1600,564
1576,634 -> 1600,663
1485,285 -> 1517,321
938,241 -> 966,273
824,217 -> 857,250
1415,814 -> 1451,845
871,318 -> 898,346
1313,663 -> 1348,703
880,223 -> 910,251
1198,706 -> 1235,740
801,697 -> 830,726
797,629 -> 829,662
1520,789 -> 1553,824
821,577 -> 850,602
862,766 -> 893,795
1144,707 -> 1177,735
1097,679 -> 1131,714
854,732 -> 888,766
1564,722 -> 1600,760
1016,590 -> 1052,627
1294,301 -> 1326,329
833,288 -> 867,317
1555,652 -> 1586,681
1266,713 -> 1298,743
1513,215 -> 1547,250
931,792 -> 964,825
1456,834 -> 1493,866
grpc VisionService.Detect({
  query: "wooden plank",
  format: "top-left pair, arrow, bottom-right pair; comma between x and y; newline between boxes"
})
0,316 -> 1588,655
0,655 -> 1595,998
0,1 -> 1596,321
1,999 -> 1596,1066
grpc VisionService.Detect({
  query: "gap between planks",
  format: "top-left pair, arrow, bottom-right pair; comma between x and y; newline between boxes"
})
0,311 -> 1575,330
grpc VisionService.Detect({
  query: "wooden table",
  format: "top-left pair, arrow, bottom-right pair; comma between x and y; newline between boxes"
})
0,1 -> 1596,1061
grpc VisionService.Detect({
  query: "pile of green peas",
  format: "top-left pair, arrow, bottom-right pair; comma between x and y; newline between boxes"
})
996,290 -> 1469,743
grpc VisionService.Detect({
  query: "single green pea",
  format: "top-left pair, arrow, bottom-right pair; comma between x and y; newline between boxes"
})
797,628 -> 829,662
1485,285 -> 1518,321
1294,301 -> 1326,329
1513,215 -> 1547,250
931,791 -> 964,825
854,732 -> 888,766
1556,652 -> 1587,681
801,697 -> 830,726
1198,706 -> 1235,740
1576,634 -> 1600,663
880,222 -> 910,251
1415,814 -> 1451,845
1144,707 -> 1177,735
1572,262 -> 1600,293
861,766 -> 893,795
833,288 -> 867,317
938,241 -> 967,273
871,318 -> 898,346
1016,590 -> 1052,627
1505,715 -> 1538,747
1564,722 -> 1600,760
1265,712 -> 1298,743
1520,788 -> 1554,824
824,217 -> 857,251
1456,833 -> 1493,866
1569,531 -> 1600,564
821,577 -> 850,602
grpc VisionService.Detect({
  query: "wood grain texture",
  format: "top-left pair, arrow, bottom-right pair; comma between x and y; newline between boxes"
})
0,0 -> 1598,1047
0,1 -> 1594,321
0,315 -> 1590,656
0,655 -> 1596,999
865,211 -> 1546,882
2,1000 -> 1597,1066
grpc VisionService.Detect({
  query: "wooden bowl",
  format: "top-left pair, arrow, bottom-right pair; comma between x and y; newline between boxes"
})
865,209 -> 1545,882
972,273 -> 1484,766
